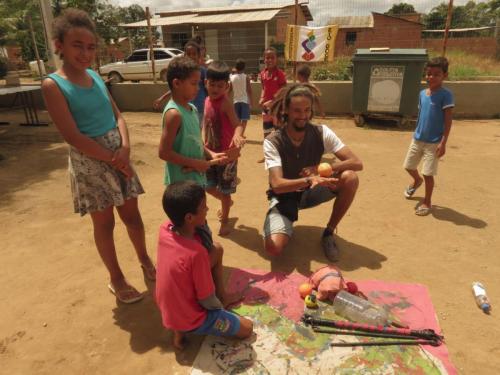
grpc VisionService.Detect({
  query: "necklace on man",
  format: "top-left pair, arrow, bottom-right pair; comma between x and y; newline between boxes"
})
287,130 -> 304,144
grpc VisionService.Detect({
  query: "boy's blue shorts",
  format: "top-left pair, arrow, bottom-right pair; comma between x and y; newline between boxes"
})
234,102 -> 250,121
189,309 -> 241,337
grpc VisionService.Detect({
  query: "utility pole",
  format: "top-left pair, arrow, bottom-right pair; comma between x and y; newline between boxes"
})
39,0 -> 61,70
495,17 -> 500,60
27,15 -> 45,80
146,7 -> 157,83
442,0 -> 454,56
293,0 -> 298,82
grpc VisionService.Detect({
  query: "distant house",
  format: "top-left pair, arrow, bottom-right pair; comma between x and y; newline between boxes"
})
104,37 -> 132,63
121,2 -> 313,72
329,12 -> 423,57
1,45 -> 24,69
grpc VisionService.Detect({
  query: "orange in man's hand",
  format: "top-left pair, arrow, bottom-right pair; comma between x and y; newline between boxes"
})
318,162 -> 333,177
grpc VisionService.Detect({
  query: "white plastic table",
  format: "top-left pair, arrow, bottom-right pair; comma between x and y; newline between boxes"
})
0,85 -> 48,126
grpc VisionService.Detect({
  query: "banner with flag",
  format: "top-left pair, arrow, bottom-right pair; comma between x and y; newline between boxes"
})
285,25 -> 338,62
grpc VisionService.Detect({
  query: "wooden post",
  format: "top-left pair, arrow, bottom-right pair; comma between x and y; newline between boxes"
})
27,15 -> 44,80
442,0 -> 454,56
127,29 -> 133,54
146,7 -> 157,83
495,17 -> 500,60
264,22 -> 269,48
292,0 -> 298,82
38,0 -> 61,70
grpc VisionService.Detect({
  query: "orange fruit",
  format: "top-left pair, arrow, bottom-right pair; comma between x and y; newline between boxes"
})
299,283 -> 314,299
318,162 -> 333,177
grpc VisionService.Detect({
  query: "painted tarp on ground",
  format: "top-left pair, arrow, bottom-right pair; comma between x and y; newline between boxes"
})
191,269 -> 456,374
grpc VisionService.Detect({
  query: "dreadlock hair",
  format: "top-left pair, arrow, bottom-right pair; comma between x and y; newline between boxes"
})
269,83 -> 321,126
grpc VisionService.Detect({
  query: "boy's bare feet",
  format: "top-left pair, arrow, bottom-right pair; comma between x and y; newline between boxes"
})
217,200 -> 233,220
173,331 -> 186,351
220,291 -> 244,308
218,220 -> 232,236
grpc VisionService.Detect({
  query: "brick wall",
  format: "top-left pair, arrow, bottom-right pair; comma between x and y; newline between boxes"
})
5,45 -> 24,69
422,37 -> 497,57
335,13 -> 422,56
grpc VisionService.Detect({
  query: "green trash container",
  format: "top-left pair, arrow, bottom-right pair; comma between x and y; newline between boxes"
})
351,48 -> 428,127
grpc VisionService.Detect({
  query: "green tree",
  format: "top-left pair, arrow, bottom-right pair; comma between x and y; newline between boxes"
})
118,5 -> 149,50
0,0 -> 47,64
423,0 -> 500,30
1,0 -> 164,67
385,3 -> 417,16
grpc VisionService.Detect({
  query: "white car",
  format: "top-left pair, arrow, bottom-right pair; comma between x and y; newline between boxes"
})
99,48 -> 183,82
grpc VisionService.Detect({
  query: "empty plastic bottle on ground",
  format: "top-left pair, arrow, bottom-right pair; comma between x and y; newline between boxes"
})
472,282 -> 491,314
333,290 -> 390,326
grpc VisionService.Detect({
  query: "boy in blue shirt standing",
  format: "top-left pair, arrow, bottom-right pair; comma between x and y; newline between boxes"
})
403,57 -> 454,216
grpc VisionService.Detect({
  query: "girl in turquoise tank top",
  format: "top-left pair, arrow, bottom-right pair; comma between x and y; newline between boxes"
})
42,9 -> 155,304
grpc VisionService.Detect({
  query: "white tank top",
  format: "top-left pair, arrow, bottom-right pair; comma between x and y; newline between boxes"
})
230,72 -> 248,104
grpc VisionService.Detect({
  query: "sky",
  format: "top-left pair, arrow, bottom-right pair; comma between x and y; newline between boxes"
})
109,0 -> 487,26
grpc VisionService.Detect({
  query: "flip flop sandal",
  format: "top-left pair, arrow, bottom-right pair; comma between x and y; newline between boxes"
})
415,206 -> 431,216
141,264 -> 157,281
108,283 -> 144,304
404,184 -> 421,198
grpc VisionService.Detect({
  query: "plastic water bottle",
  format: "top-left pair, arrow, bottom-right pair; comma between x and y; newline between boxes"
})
332,290 -> 390,326
472,282 -> 491,314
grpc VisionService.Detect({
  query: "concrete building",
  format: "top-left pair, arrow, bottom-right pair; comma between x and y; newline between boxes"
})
121,2 -> 313,72
329,12 -> 423,57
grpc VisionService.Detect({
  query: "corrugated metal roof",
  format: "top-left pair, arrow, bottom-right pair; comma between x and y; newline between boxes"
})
329,15 -> 374,29
156,1 -> 307,16
121,9 -> 282,28
194,9 -> 282,24
121,14 -> 195,28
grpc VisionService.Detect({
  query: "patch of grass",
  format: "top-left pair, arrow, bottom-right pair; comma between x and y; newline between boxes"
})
283,56 -> 353,81
282,50 -> 500,81
430,50 -> 500,80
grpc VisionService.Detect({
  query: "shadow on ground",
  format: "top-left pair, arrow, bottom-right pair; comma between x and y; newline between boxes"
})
0,113 -> 67,206
408,197 -> 487,228
431,205 -> 487,228
111,278 -> 204,366
226,223 -> 387,277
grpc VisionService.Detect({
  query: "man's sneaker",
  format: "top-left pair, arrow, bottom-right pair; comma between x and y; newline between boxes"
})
321,229 -> 340,262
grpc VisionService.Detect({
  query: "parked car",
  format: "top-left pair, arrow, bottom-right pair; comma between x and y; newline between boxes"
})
99,48 -> 183,83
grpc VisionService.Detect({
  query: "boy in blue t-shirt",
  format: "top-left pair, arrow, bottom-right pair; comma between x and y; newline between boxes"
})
403,57 -> 454,216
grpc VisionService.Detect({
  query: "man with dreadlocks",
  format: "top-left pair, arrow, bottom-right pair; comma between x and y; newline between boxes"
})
262,84 -> 363,262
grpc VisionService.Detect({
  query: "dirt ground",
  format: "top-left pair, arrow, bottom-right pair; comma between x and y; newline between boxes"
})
1,110 -> 499,374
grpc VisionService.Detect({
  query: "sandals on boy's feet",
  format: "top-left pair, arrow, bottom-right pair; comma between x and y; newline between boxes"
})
404,184 -> 421,199
415,205 -> 432,216
108,282 -> 144,304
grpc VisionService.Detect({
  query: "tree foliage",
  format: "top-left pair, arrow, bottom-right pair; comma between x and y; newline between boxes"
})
0,0 -> 47,64
423,0 -> 500,30
385,3 -> 417,16
1,0 -> 151,64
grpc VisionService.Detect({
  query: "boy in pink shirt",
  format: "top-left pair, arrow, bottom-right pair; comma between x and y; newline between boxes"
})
156,181 -> 253,350
259,47 -> 287,138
